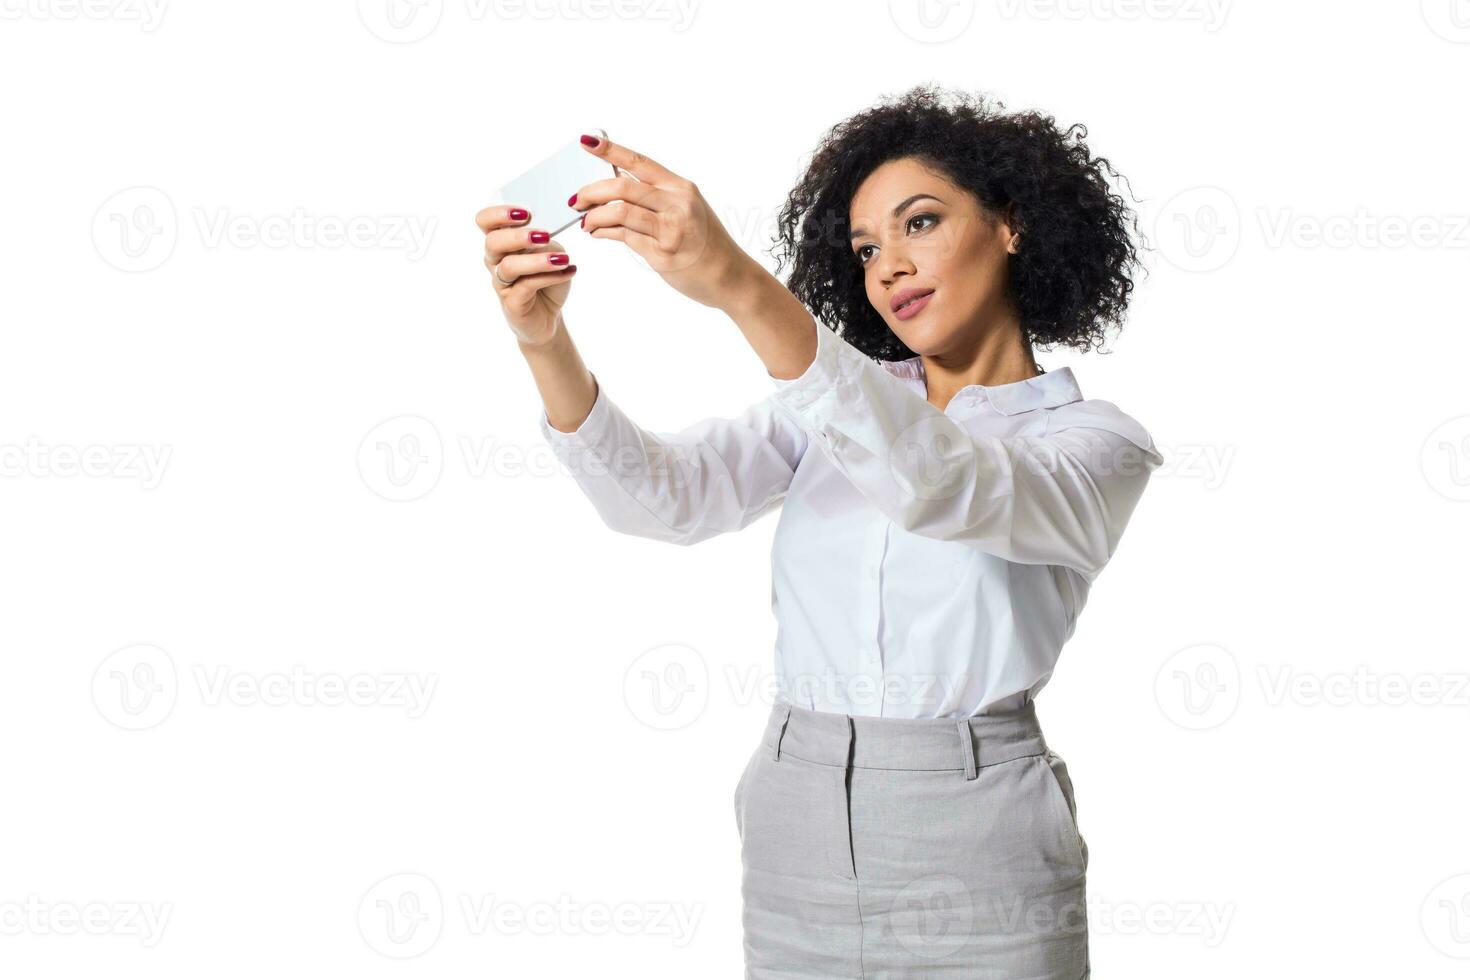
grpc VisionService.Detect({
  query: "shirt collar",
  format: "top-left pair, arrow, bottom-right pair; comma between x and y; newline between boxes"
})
881,357 -> 1084,416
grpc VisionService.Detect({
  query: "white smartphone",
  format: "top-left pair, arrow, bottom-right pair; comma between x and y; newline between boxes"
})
495,127 -> 618,237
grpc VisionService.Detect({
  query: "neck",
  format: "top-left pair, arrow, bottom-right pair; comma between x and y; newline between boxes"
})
921,312 -> 1038,411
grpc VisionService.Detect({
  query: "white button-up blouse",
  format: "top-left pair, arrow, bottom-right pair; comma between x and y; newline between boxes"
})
537,314 -> 1164,718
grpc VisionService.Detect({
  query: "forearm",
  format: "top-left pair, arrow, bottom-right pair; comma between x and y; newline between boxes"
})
716,257 -> 819,383
520,318 -> 599,435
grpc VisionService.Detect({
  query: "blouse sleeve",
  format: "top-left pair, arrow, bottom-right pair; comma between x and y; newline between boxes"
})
538,374 -> 810,546
767,314 -> 1164,580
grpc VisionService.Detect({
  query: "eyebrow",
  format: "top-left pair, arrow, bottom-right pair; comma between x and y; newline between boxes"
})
849,194 -> 946,242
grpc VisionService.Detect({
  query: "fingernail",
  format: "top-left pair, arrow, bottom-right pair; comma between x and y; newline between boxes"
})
579,215 -> 586,228
580,135 -> 600,147
567,193 -> 578,207
529,230 -> 549,244
565,264 -> 578,274
509,208 -> 528,220
548,253 -> 569,265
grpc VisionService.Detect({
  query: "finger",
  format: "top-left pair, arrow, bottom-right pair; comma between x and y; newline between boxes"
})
494,266 -> 578,310
581,200 -> 660,241
568,174 -> 670,215
585,223 -> 661,264
578,134 -> 685,187
485,225 -> 554,266
487,249 -> 574,283
476,203 -> 531,233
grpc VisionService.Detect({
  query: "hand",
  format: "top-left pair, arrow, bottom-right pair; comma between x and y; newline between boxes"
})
476,204 -> 577,347
570,135 -> 751,310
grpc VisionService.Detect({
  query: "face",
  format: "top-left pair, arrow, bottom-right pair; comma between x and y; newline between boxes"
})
847,157 -> 1016,355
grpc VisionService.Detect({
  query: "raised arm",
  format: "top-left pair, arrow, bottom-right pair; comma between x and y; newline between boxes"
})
527,326 -> 808,546
764,314 -> 1164,580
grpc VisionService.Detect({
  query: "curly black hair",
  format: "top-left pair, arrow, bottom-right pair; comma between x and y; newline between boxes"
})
768,83 -> 1145,364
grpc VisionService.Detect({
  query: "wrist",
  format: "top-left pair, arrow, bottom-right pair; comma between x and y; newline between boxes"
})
713,254 -> 772,319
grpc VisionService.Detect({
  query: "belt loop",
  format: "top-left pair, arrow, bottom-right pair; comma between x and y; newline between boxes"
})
772,705 -> 792,761
957,718 -> 978,780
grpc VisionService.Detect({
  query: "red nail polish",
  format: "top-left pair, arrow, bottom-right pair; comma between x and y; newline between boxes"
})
548,253 -> 569,265
567,193 -> 578,207
565,265 -> 578,274
579,215 -> 586,228
580,135 -> 600,147
508,208 -> 528,220
529,230 -> 549,244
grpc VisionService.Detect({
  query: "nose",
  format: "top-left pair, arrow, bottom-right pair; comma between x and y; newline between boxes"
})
876,246 -> 915,288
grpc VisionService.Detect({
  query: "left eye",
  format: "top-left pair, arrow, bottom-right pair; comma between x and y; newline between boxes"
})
854,214 -> 939,265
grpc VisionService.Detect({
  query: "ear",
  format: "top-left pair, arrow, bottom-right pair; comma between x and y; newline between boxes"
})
999,202 -> 1020,254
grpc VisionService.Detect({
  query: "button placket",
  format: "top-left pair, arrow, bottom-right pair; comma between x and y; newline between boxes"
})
859,517 -> 889,713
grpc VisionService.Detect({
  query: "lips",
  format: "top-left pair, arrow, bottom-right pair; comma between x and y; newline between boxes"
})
891,288 -> 934,314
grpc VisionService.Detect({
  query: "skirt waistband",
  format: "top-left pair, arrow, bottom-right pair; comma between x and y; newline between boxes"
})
760,698 -> 1049,780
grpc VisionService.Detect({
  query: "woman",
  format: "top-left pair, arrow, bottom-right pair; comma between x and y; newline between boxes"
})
478,84 -> 1163,978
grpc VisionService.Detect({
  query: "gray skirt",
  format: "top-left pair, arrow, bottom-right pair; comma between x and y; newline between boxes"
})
733,698 -> 1090,979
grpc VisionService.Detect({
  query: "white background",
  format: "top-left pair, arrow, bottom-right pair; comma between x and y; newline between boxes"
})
3,1 -> 1469,976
